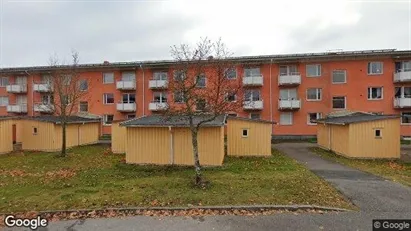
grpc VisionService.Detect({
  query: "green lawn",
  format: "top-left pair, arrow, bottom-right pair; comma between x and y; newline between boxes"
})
310,147 -> 411,187
0,145 -> 353,213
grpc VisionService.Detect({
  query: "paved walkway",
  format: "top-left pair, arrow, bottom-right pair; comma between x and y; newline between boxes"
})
274,143 -> 411,212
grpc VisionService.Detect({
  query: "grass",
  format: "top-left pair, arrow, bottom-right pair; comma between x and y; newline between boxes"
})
0,145 -> 353,213
310,147 -> 411,187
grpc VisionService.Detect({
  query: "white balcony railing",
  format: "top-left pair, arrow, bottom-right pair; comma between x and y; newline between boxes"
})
7,104 -> 28,113
149,79 -> 168,89
116,81 -> 136,90
243,75 -> 263,86
149,102 -> 168,111
116,102 -> 136,112
243,100 -> 263,110
394,97 -> 411,108
33,82 -> 53,92
34,103 -> 54,113
278,73 -> 301,86
278,99 -> 301,110
6,84 -> 27,93
394,70 -> 411,82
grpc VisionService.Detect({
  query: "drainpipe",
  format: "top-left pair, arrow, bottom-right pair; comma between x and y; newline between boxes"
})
269,59 -> 273,132
139,63 -> 145,116
169,126 -> 174,164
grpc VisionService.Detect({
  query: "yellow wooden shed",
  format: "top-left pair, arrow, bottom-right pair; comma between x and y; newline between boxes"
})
316,112 -> 400,159
226,117 -> 274,156
21,116 -> 101,152
111,121 -> 127,154
121,115 -> 226,166
0,117 -> 15,154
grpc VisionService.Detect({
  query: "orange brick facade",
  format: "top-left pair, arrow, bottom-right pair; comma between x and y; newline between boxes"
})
1,50 -> 411,137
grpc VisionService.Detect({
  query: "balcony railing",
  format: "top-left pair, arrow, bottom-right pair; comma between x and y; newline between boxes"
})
116,102 -> 136,112
7,104 -> 28,113
149,101 -> 168,111
278,73 -> 301,86
278,99 -> 301,110
394,97 -> 411,108
394,70 -> 411,82
34,103 -> 54,113
33,82 -> 53,92
243,75 -> 263,86
116,80 -> 136,90
149,79 -> 168,89
6,84 -> 27,93
243,100 -> 263,110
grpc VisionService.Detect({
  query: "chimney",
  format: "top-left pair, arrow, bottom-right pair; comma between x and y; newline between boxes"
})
103,61 -> 110,65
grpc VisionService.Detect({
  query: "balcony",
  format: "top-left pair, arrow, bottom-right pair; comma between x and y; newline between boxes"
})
116,102 -> 136,112
149,80 -> 168,89
394,71 -> 411,82
33,82 -> 53,92
6,84 -> 27,93
278,74 -> 301,86
7,104 -> 27,113
243,75 -> 263,86
149,102 -> 168,111
243,100 -> 263,110
34,103 -> 54,113
116,81 -> 136,90
394,97 -> 411,108
278,99 -> 301,110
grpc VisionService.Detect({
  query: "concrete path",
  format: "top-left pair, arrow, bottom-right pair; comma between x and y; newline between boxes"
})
274,143 -> 411,212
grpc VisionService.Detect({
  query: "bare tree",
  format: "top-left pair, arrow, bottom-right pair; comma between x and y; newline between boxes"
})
47,51 -> 91,157
166,38 -> 243,186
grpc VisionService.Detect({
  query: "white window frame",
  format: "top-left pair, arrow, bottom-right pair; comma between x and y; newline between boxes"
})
153,72 -> 168,80
367,87 -> 383,100
103,93 -> 114,105
103,115 -> 114,126
79,101 -> 88,112
280,112 -> 293,125
242,128 -> 249,138
307,113 -> 322,125
126,114 -> 136,119
173,70 -> 186,81
121,93 -> 136,104
103,72 -> 114,84
306,64 -> 321,77
225,92 -> 237,102
279,65 -> 298,76
306,88 -> 322,101
374,128 -> 382,138
196,74 -> 206,88
401,112 -> 411,125
367,62 -> 383,75
225,68 -> 237,79
249,113 -> 260,120
121,72 -> 136,82
153,92 -> 167,103
279,88 -> 298,100
79,79 -> 88,91
0,77 -> 9,87
245,89 -> 261,101
332,70 -> 347,84
0,96 -> 9,106
244,67 -> 261,77
332,96 -> 346,109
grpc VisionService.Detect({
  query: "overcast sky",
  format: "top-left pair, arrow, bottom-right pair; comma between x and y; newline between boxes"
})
0,0 -> 410,67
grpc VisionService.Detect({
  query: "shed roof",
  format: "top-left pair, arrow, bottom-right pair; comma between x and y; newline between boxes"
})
25,116 -> 100,124
227,116 -> 275,124
0,116 -> 17,121
121,114 -> 227,127
316,112 -> 399,125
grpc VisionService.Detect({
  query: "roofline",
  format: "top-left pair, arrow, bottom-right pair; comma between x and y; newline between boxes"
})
227,116 -> 275,124
123,124 -> 224,128
2,49 -> 411,74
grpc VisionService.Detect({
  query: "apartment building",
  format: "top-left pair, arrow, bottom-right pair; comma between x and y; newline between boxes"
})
1,49 -> 411,137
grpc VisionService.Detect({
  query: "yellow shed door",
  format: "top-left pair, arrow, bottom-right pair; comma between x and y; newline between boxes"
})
172,128 -> 194,165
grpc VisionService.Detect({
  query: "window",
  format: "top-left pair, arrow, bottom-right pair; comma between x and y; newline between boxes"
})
228,113 -> 237,117
306,64 -> 321,77
103,72 -> 114,84
395,87 -> 411,98
332,96 -> 346,109
153,72 -> 168,80
242,129 -> 249,137
122,93 -> 136,103
307,113 -> 322,125
368,87 -> 383,100
306,88 -> 322,101
62,75 -> 71,86
174,91 -> 185,103
41,95 -> 53,104
332,70 -> 346,84
0,96 -> 9,106
41,75 -> 52,84
79,79 -> 88,91
196,74 -> 206,88
121,72 -> 135,81
244,67 -> 261,77
225,68 -> 237,79
375,129 -> 381,138
280,112 -> 293,125
279,65 -> 298,76
62,95 -> 71,105
279,88 -> 297,100
33,127 -> 38,135
103,93 -> 114,104
395,61 -> 411,73
196,99 -> 206,111
153,92 -> 167,103
103,115 -> 114,125
126,114 -> 136,119
0,77 -> 9,87
225,93 -> 237,102
79,101 -> 88,112
401,112 -> 411,124
250,113 -> 260,119
174,70 -> 186,81
244,90 -> 261,101
368,62 -> 383,75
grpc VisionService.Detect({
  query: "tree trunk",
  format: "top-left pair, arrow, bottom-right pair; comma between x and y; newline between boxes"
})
190,128 -> 202,185
61,121 -> 67,157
